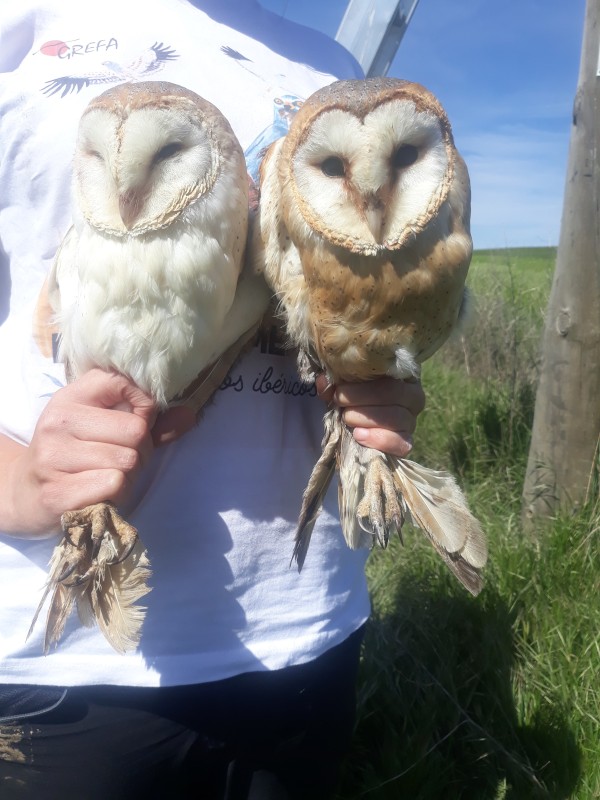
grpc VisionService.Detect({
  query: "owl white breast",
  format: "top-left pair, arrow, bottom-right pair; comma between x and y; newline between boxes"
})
51,80 -> 250,407
254,77 -> 472,383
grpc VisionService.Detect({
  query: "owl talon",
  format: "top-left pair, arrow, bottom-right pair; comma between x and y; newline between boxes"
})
54,560 -> 79,584
62,568 -> 94,588
109,534 -> 138,566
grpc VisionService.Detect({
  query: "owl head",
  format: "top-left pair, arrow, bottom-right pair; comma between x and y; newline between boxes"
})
73,80 -> 246,237
278,78 -> 459,256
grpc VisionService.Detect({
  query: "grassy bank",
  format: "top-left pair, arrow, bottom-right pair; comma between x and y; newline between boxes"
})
338,248 -> 600,799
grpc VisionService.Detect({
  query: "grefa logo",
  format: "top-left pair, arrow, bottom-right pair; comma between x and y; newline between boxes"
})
36,38 -> 119,60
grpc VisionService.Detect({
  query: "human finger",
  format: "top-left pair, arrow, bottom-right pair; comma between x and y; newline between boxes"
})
40,440 -> 150,476
315,373 -> 335,405
65,369 -> 157,423
341,403 -> 418,436
334,377 -> 426,416
38,402 -> 154,457
352,426 -> 413,458
38,468 -> 137,517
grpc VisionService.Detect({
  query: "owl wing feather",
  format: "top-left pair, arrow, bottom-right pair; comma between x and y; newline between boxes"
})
294,407 -> 343,569
173,266 -> 272,415
392,459 -> 487,595
47,225 -> 78,318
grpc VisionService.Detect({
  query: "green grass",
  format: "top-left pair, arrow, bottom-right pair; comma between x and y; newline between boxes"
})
337,247 -> 600,799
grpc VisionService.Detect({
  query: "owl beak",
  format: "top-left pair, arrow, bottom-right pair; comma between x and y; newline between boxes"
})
364,199 -> 384,242
119,189 -> 144,230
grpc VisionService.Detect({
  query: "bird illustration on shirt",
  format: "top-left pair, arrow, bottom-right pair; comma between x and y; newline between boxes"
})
41,42 -> 178,98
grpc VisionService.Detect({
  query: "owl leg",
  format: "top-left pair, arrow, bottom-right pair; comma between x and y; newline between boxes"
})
60,503 -> 139,586
296,347 -> 332,386
355,450 -> 405,549
337,422 -> 405,551
28,504 -> 151,654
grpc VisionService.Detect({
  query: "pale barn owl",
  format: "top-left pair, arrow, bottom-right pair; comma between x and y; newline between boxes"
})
253,77 -> 487,594
29,81 -> 270,652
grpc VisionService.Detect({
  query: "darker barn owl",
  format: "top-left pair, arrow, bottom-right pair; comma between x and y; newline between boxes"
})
252,77 -> 487,594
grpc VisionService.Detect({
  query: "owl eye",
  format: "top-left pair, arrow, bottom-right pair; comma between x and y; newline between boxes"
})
320,156 -> 346,178
87,149 -> 104,161
154,142 -> 183,163
393,144 -> 419,169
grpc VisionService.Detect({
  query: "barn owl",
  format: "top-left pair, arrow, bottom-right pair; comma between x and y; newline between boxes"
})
252,77 -> 487,594
29,80 -> 270,653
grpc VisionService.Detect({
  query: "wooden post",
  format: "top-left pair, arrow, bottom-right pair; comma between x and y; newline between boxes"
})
523,0 -> 600,522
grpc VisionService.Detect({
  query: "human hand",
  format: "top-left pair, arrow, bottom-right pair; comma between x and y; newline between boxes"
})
316,375 -> 425,458
3,370 -> 158,536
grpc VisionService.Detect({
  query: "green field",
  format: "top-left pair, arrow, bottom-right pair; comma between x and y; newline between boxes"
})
337,247 -> 600,799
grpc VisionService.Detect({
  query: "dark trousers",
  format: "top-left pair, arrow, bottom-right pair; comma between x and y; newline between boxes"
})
0,626 -> 364,800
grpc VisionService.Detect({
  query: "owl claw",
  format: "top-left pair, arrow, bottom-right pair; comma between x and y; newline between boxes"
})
62,569 -> 94,588
110,534 -> 138,566
54,559 -> 79,585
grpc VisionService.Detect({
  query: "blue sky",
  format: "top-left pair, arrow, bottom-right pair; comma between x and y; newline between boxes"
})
259,0 -> 586,250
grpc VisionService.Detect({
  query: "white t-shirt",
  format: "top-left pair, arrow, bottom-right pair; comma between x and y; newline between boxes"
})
0,0 -> 371,687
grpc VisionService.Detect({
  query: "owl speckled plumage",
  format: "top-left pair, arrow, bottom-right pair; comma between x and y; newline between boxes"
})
29,81 -> 270,653
253,77 -> 487,594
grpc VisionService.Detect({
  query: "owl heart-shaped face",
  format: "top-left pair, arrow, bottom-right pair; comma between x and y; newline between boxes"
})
72,81 -> 246,237
286,79 -> 456,255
